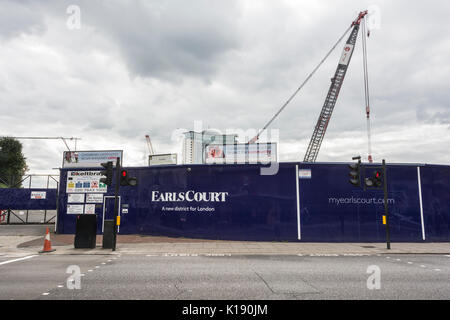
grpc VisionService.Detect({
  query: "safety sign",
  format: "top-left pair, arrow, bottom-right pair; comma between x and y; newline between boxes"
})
66,171 -> 107,193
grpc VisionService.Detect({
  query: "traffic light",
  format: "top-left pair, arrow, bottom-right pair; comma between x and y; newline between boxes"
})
373,170 -> 383,187
365,168 -> 383,189
348,160 -> 361,187
100,161 -> 113,186
120,169 -> 138,186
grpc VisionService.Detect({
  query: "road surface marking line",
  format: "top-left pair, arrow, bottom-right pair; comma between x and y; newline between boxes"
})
434,269 -> 441,271
0,255 -> 38,266
420,265 -> 426,268
395,259 -> 401,261
88,269 -> 93,272
42,293 -> 50,296
95,266 -> 100,268
407,262 -> 413,264
57,285 -> 64,288
101,262 -> 106,265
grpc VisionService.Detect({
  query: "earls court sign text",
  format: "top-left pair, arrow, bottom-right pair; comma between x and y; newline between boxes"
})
151,191 -> 229,202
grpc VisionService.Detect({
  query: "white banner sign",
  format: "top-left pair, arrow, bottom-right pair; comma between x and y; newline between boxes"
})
298,169 -> 312,179
86,194 -> 104,203
205,143 -> 277,164
84,204 -> 96,214
67,204 -> 84,214
63,150 -> 123,168
149,153 -> 177,166
31,191 -> 46,199
68,193 -> 85,203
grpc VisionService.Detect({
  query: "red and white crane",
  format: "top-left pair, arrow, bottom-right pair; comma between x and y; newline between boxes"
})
249,10 -> 374,163
145,134 -> 155,157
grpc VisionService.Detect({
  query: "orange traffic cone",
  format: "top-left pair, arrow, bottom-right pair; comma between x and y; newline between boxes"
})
39,228 -> 56,253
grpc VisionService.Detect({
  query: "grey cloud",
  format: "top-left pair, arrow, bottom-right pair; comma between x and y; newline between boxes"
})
417,109 -> 450,125
78,0 -> 242,81
0,0 -> 47,39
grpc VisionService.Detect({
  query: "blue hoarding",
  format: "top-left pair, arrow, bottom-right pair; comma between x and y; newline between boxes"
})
0,188 -> 57,210
56,162 -> 450,242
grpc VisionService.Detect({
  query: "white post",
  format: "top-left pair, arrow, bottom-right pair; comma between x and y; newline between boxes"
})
417,167 -> 426,240
295,165 -> 301,240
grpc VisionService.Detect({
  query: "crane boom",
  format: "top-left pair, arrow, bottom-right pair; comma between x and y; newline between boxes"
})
145,135 -> 155,156
303,11 -> 367,162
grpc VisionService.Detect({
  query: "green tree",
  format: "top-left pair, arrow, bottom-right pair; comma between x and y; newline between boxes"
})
0,137 -> 28,188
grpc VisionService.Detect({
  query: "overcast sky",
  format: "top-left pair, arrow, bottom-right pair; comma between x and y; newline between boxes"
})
1,0 -> 449,176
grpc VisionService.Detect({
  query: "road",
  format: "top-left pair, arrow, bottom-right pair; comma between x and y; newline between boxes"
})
0,253 -> 448,300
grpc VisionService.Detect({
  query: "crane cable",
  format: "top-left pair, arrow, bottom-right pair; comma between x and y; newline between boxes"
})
248,24 -> 353,143
361,16 -> 373,163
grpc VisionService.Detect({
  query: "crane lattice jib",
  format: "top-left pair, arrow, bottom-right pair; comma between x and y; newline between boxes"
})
303,11 -> 367,162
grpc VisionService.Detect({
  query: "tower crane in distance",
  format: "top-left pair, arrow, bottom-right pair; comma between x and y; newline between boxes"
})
304,10 -> 368,162
249,10 -> 373,163
145,134 -> 155,157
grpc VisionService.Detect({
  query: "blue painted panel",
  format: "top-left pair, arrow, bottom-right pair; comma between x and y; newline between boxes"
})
0,188 -> 57,210
57,165 -> 298,240
420,165 -> 450,241
298,164 -> 422,242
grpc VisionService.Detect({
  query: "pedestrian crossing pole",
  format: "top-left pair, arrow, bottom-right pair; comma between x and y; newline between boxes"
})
382,159 -> 391,250
112,157 -> 120,251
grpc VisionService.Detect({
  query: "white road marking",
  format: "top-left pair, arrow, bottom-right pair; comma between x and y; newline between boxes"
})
420,265 -> 426,268
434,269 -> 441,271
0,255 -> 38,266
88,269 -> 93,272
42,293 -> 50,296
407,262 -> 413,264
95,266 -> 100,268
395,259 -> 401,261
101,262 -> 106,265
57,285 -> 63,288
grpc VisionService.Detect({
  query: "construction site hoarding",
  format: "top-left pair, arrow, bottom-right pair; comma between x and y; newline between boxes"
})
55,163 -> 450,242
205,143 -> 277,164
62,150 -> 123,168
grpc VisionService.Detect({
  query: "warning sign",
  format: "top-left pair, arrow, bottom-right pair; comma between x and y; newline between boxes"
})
66,171 -> 107,193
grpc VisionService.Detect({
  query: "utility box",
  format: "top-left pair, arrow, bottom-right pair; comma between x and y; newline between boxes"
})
102,219 -> 114,249
74,214 -> 97,249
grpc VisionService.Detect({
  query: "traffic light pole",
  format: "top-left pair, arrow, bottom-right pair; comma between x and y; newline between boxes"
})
382,159 -> 391,250
112,157 -> 120,251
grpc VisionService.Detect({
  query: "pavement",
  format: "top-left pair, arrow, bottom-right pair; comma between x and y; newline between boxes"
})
32,241 -> 450,256
1,224 -> 449,257
1,225 -> 449,300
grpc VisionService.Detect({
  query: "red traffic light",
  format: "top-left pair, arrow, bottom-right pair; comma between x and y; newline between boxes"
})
121,170 -> 127,177
375,171 -> 381,179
